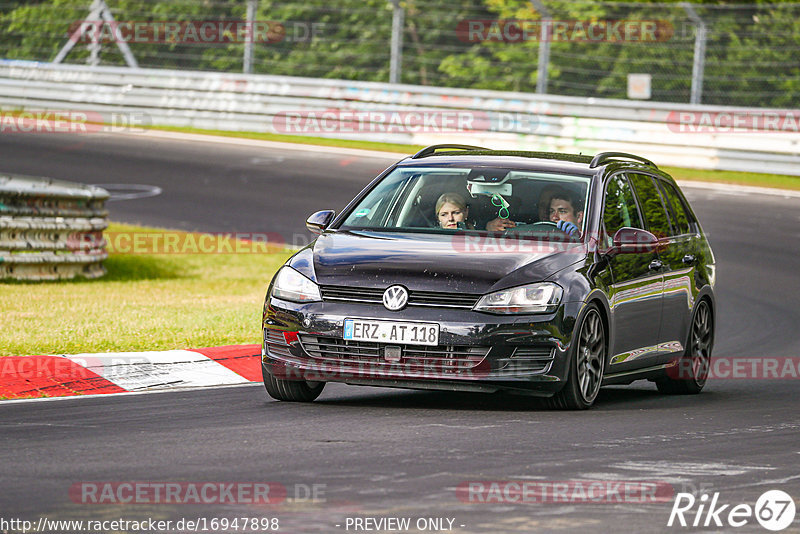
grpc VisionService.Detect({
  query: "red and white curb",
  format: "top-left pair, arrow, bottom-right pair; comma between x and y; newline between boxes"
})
0,345 -> 262,400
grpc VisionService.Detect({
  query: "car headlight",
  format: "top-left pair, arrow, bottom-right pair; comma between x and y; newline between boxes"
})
473,282 -> 563,314
271,266 -> 321,303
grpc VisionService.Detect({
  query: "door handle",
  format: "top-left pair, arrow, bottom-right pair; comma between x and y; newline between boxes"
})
682,254 -> 696,265
649,260 -> 663,271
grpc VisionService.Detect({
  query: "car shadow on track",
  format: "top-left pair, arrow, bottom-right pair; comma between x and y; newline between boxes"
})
307,383 -> 725,412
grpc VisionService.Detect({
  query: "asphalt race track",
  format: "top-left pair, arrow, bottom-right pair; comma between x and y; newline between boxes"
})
2,132 -> 800,533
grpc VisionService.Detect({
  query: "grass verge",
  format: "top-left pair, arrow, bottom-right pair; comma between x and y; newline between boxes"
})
149,124 -> 800,191
661,166 -> 800,191
0,222 -> 293,357
147,124 -> 426,155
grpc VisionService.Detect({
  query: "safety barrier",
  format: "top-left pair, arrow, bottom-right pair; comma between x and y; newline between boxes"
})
0,174 -> 108,280
0,60 -> 798,176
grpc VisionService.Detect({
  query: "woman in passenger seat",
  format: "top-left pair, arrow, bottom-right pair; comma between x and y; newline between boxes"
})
435,193 -> 474,230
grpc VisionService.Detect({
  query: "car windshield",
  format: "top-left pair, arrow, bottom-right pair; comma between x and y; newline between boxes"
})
339,165 -> 591,239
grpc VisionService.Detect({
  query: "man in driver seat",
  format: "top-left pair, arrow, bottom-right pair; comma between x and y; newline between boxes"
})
548,188 -> 584,237
485,187 -> 584,236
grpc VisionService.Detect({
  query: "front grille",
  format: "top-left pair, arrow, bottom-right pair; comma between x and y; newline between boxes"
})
299,335 -> 489,374
264,329 -> 291,358
497,346 -> 555,375
319,286 -> 384,303
410,290 -> 482,308
319,285 -> 481,309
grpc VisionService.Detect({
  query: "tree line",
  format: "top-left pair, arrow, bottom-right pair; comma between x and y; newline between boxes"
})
1,0 -> 798,107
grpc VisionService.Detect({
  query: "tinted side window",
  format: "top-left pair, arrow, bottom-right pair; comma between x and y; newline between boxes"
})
659,181 -> 691,235
628,174 -> 671,238
603,174 -> 643,240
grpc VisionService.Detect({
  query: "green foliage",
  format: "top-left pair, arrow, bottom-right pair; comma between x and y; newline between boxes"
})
2,0 -> 91,62
0,0 -> 798,106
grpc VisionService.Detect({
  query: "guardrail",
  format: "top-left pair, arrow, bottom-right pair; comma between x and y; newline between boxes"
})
0,60 -> 798,176
0,173 -> 108,280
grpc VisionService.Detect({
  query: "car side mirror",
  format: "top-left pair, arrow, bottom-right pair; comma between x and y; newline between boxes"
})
608,227 -> 659,256
306,210 -> 335,235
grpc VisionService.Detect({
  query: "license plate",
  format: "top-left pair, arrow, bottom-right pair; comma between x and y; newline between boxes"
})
343,319 -> 440,346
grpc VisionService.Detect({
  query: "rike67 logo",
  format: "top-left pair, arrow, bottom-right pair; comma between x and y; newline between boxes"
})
668,490 -> 796,531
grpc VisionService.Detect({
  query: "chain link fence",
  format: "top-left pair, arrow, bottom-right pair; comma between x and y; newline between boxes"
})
1,0 -> 798,108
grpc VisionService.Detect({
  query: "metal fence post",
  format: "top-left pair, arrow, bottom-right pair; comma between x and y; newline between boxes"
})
87,0 -> 101,66
244,0 -> 257,74
682,2 -> 706,105
530,0 -> 551,95
53,0 -> 138,68
389,0 -> 404,84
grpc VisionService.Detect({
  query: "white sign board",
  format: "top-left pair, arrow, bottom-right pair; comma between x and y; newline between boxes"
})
628,73 -> 652,100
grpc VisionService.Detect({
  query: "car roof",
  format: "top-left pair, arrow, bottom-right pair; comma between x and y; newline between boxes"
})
394,147 -> 663,180
395,152 -> 598,177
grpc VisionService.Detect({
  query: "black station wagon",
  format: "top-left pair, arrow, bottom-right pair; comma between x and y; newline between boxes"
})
261,145 -> 716,409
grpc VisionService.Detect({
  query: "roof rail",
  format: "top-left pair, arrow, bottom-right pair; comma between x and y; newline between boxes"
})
589,152 -> 656,169
411,144 -> 490,159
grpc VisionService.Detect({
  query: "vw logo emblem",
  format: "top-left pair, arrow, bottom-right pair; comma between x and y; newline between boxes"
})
382,285 -> 408,311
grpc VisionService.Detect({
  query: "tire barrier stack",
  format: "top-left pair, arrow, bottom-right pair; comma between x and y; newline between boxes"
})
0,174 -> 108,280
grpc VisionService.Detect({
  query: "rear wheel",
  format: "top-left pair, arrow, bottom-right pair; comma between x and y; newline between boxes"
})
262,364 -> 325,402
656,299 -> 713,395
549,305 -> 606,410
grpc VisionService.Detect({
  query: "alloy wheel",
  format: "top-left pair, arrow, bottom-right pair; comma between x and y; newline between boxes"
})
690,300 -> 713,386
577,309 -> 605,403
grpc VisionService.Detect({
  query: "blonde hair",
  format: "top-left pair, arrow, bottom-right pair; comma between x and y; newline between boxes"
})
435,192 -> 468,216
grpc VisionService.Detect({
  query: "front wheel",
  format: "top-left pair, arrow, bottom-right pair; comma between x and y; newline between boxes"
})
549,305 -> 606,410
656,299 -> 713,395
262,364 -> 325,402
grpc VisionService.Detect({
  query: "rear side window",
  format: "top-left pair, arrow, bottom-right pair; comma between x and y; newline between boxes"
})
628,174 -> 671,239
658,180 -> 692,236
603,174 -> 643,240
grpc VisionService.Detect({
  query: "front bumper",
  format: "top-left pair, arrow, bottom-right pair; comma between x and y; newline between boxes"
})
262,297 -> 581,396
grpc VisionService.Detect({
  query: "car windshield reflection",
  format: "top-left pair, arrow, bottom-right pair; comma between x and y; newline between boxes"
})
338,166 -> 591,241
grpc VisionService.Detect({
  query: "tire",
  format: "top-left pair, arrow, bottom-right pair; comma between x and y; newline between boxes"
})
262,364 -> 325,402
549,304 -> 606,410
656,299 -> 713,395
